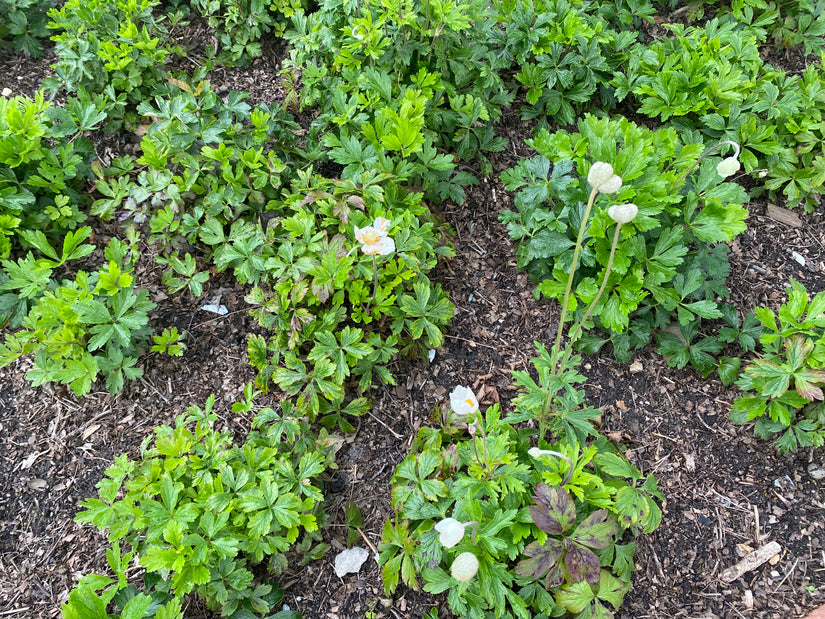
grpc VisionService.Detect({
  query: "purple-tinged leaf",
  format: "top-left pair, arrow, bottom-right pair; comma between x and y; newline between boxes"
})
516,539 -> 563,580
531,482 -> 576,534
565,544 -> 601,585
570,509 -> 619,549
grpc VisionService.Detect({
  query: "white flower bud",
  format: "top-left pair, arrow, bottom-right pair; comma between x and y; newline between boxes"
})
451,552 -> 479,582
528,447 -> 543,458
716,157 -> 740,178
607,203 -> 638,225
449,386 -> 479,416
434,518 -> 466,548
598,174 -> 623,194
587,162 -> 613,187
587,161 -> 622,194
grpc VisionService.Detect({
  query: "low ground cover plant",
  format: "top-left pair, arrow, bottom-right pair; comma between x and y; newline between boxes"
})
500,115 -> 749,375
0,0 -> 54,57
64,392 -> 329,618
0,229 -> 156,395
732,278 -> 825,452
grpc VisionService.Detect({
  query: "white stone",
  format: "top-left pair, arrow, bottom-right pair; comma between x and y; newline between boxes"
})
334,547 -> 370,578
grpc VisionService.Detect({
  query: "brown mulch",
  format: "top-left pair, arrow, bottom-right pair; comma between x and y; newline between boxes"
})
2,21 -> 825,619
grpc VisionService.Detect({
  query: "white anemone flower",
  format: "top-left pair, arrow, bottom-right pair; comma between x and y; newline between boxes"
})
451,552 -> 480,582
449,385 -> 479,416
434,518 -> 467,548
587,161 -> 623,195
354,217 -> 395,255
716,156 -> 740,178
607,203 -> 639,225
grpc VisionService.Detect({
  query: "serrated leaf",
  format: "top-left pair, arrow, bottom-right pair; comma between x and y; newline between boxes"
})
555,580 -> 595,613
530,483 -> 576,535
564,543 -> 601,585
570,509 -> 618,550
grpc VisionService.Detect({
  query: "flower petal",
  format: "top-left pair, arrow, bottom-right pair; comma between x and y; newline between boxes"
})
449,385 -> 479,416
354,225 -> 373,244
373,217 -> 391,235
362,236 -> 394,255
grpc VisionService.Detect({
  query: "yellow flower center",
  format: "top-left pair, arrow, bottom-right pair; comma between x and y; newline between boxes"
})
362,230 -> 380,244
465,398 -> 474,407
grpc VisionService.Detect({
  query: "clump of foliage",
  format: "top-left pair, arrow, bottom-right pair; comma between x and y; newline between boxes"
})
614,18 -> 825,210
0,230 -> 156,395
91,75 -> 455,428
45,0 -> 179,127
0,92 -> 104,261
190,0 -> 307,64
731,279 -> 825,452
379,360 -> 661,618
499,114 -> 749,372
65,391 -> 328,618
0,0 -> 54,57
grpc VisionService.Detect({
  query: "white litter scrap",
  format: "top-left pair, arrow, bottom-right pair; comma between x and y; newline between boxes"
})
334,546 -> 370,578
201,303 -> 228,315
428,349 -> 436,363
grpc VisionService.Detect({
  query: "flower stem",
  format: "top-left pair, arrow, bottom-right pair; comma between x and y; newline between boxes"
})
552,187 -> 598,372
366,254 -> 378,315
562,222 -> 623,367
675,140 -> 741,187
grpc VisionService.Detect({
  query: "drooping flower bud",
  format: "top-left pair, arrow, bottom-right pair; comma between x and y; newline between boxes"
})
451,552 -> 479,582
607,203 -> 639,225
449,386 -> 479,416
434,518 -> 466,548
716,156 -> 740,178
587,162 -> 623,195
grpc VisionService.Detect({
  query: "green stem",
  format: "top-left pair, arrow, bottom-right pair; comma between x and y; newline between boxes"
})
366,255 -> 378,315
474,410 -> 493,476
562,222 -> 623,368
552,187 -> 598,372
674,139 -> 741,188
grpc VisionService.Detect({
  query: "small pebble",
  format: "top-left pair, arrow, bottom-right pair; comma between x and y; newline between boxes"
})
1,88 -> 11,97
808,463 -> 825,481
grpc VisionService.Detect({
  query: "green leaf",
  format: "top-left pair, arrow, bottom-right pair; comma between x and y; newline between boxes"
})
596,570 -> 628,609
555,580 -> 595,613
120,593 -> 153,619
570,510 -> 618,550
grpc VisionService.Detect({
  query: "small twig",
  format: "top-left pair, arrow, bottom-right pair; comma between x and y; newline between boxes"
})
771,558 -> 798,594
140,376 -> 170,403
356,527 -> 378,556
754,504 -> 761,546
367,410 -> 403,439
444,334 -> 497,350
0,609 -> 31,617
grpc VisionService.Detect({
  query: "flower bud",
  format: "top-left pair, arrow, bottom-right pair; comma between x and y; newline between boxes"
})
716,157 -> 740,178
451,552 -> 479,582
449,386 -> 479,416
587,161 -> 623,194
607,203 -> 638,225
434,518 -> 466,548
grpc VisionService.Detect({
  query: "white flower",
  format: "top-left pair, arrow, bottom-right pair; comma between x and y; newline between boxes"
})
527,447 -> 543,458
354,217 -> 395,255
451,552 -> 479,582
716,156 -> 740,178
449,386 -> 479,416
434,518 -> 466,548
607,203 -> 638,225
587,161 -> 623,195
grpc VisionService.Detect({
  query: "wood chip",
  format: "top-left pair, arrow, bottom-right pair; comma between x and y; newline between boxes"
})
766,203 -> 802,228
720,541 -> 781,582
